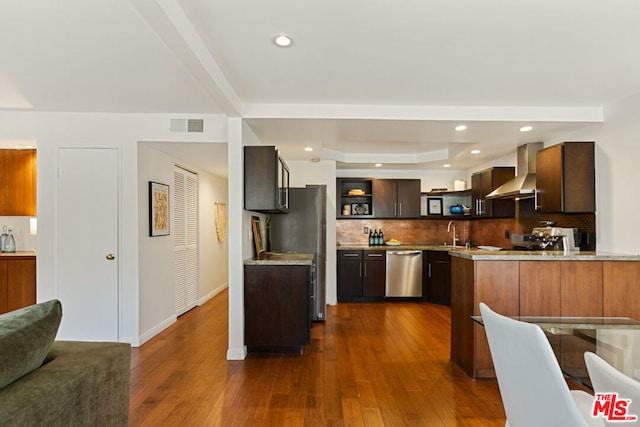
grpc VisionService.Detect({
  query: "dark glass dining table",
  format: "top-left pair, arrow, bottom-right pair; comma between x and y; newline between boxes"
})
471,315 -> 640,389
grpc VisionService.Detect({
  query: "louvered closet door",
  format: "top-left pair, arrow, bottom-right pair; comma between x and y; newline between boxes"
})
174,166 -> 198,316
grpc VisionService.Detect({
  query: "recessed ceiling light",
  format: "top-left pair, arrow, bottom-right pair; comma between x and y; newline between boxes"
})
455,125 -> 467,131
471,149 -> 480,154
304,147 -> 313,152
375,163 -> 382,167
519,126 -> 533,132
274,34 -> 293,47
443,164 -> 451,168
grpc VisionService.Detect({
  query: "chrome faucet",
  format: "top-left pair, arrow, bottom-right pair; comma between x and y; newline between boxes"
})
447,221 -> 459,246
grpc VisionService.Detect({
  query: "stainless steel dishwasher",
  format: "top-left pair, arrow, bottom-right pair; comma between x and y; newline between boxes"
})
385,250 -> 422,297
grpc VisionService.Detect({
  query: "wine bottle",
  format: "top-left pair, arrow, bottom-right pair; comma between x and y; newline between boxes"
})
368,230 -> 373,246
373,230 -> 379,246
379,229 -> 384,245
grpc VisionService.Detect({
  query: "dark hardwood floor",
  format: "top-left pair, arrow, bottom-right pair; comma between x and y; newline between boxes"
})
129,290 -> 506,426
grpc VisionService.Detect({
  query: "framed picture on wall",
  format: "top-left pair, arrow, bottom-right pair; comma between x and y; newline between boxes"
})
427,197 -> 443,216
149,181 -> 170,236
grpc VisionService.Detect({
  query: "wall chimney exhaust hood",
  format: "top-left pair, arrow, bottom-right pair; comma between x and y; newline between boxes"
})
486,142 -> 543,200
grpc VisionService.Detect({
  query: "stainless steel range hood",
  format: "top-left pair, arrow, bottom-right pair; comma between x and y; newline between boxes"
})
486,142 -> 543,200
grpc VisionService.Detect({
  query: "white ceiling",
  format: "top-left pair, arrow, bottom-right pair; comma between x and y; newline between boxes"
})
3,1 -> 640,176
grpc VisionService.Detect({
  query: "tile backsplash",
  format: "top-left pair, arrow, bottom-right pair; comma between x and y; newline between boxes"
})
336,199 -> 596,250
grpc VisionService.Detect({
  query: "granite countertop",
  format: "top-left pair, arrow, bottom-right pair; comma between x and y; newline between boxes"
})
337,245 -> 640,261
244,252 -> 315,266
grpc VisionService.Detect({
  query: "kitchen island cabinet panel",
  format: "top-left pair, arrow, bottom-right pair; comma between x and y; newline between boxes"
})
519,261 -> 561,316
244,264 -> 310,353
560,261 -> 602,317
603,261 -> 640,319
450,257 -> 475,378
449,256 -> 630,379
474,261 -> 520,378
451,258 -> 519,378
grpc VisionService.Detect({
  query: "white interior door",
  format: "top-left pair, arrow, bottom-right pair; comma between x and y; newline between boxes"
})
56,148 -> 119,341
174,166 -> 198,316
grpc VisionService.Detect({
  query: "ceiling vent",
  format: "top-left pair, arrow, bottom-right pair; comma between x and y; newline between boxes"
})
170,118 -> 205,133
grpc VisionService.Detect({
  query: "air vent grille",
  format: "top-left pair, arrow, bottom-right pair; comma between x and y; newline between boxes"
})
187,119 -> 204,133
169,118 -> 205,133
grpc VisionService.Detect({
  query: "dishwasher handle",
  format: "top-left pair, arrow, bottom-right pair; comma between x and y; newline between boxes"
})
387,250 -> 422,256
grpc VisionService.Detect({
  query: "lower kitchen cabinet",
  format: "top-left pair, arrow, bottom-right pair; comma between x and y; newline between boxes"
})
337,250 -> 385,302
0,256 -> 36,315
244,264 -> 311,354
423,250 -> 451,305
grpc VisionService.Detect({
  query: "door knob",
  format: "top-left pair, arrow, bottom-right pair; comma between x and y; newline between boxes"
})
106,253 -> 115,260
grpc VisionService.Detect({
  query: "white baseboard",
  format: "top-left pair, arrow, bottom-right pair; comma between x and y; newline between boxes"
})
226,346 -> 247,360
199,282 -> 228,305
137,314 -> 177,347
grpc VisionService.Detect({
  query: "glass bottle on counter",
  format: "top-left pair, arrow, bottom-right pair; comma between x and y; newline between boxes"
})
0,226 -> 7,252
4,229 -> 15,253
368,230 -> 374,246
379,229 -> 384,245
372,230 -> 378,246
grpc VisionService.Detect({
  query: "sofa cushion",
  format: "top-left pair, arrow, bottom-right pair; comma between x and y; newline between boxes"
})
0,300 -> 62,390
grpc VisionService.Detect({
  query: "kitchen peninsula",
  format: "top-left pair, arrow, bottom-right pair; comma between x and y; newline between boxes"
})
449,248 -> 640,379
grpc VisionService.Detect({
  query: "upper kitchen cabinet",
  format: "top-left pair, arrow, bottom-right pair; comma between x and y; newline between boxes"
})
336,178 -> 373,218
244,146 -> 289,213
471,167 -> 515,218
535,141 -> 595,213
372,179 -> 421,218
0,149 -> 36,216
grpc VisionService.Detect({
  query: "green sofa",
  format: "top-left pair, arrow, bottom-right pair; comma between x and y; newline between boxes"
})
0,300 -> 131,426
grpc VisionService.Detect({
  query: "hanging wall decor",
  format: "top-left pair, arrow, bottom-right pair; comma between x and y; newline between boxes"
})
215,201 -> 227,243
149,181 -> 170,236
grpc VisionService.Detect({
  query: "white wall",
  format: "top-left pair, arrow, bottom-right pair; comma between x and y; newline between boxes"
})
0,111 -> 227,345
137,143 -> 229,345
197,168 -> 229,302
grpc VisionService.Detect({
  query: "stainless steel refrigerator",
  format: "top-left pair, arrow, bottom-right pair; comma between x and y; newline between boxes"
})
268,185 -> 327,321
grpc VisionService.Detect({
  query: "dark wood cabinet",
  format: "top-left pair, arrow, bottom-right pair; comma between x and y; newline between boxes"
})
336,178 -> 373,218
0,149 -> 36,216
0,256 -> 36,315
471,167 -> 515,218
373,179 -> 421,218
244,146 -> 289,213
244,264 -> 311,353
337,250 -> 385,301
535,141 -> 595,213
423,251 -> 451,305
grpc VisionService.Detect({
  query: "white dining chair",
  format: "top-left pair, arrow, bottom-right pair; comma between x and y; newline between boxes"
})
479,303 -> 603,427
584,351 -> 640,425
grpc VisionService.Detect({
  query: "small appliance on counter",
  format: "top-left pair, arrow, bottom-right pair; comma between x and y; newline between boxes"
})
511,227 -> 579,252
